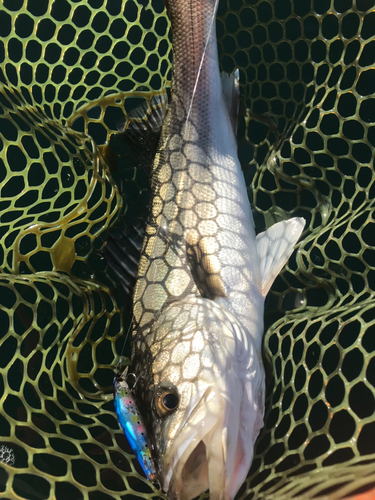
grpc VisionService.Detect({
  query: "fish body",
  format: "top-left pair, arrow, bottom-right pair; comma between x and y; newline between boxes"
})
119,0 -> 305,498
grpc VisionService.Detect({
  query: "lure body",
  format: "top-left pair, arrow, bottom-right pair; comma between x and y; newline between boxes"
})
113,372 -> 157,481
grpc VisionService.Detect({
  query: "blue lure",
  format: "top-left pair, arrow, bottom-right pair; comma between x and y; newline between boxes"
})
113,369 -> 157,482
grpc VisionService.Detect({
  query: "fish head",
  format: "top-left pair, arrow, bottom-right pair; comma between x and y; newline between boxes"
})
135,297 -> 265,500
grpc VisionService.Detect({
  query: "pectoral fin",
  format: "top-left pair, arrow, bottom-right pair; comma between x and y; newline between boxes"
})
256,217 -> 305,297
186,233 -> 226,300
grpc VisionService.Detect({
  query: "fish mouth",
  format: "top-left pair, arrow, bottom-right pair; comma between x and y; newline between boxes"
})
161,387 -> 236,500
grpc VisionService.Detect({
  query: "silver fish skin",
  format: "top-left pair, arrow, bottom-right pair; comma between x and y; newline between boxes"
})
127,0 -> 305,499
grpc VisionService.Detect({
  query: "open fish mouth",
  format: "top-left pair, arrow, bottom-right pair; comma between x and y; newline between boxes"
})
161,387 -> 240,500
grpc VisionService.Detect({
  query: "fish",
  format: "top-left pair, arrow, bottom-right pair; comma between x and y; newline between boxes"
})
111,0 -> 305,498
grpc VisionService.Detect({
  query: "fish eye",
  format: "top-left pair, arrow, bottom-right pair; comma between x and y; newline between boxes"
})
155,387 -> 179,416
163,392 -> 178,410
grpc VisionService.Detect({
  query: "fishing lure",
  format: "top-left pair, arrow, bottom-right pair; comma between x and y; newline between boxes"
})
113,366 -> 157,482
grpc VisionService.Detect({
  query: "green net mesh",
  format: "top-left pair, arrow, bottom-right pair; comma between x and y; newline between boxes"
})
0,0 -> 374,499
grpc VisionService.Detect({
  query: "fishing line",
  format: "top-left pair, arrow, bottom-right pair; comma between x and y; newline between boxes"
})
184,0 -> 220,133
115,98 -> 167,373
116,311 -> 134,373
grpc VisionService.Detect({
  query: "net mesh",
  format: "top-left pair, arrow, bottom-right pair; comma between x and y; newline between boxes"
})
0,0 -> 374,499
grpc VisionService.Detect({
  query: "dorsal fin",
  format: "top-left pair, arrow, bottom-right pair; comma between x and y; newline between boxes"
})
102,220 -> 145,298
118,93 -> 168,175
221,69 -> 240,136
256,217 -> 305,297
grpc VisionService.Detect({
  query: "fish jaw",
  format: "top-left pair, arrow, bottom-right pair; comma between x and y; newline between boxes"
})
161,372 -> 265,500
163,393 -> 230,499
147,298 -> 265,500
